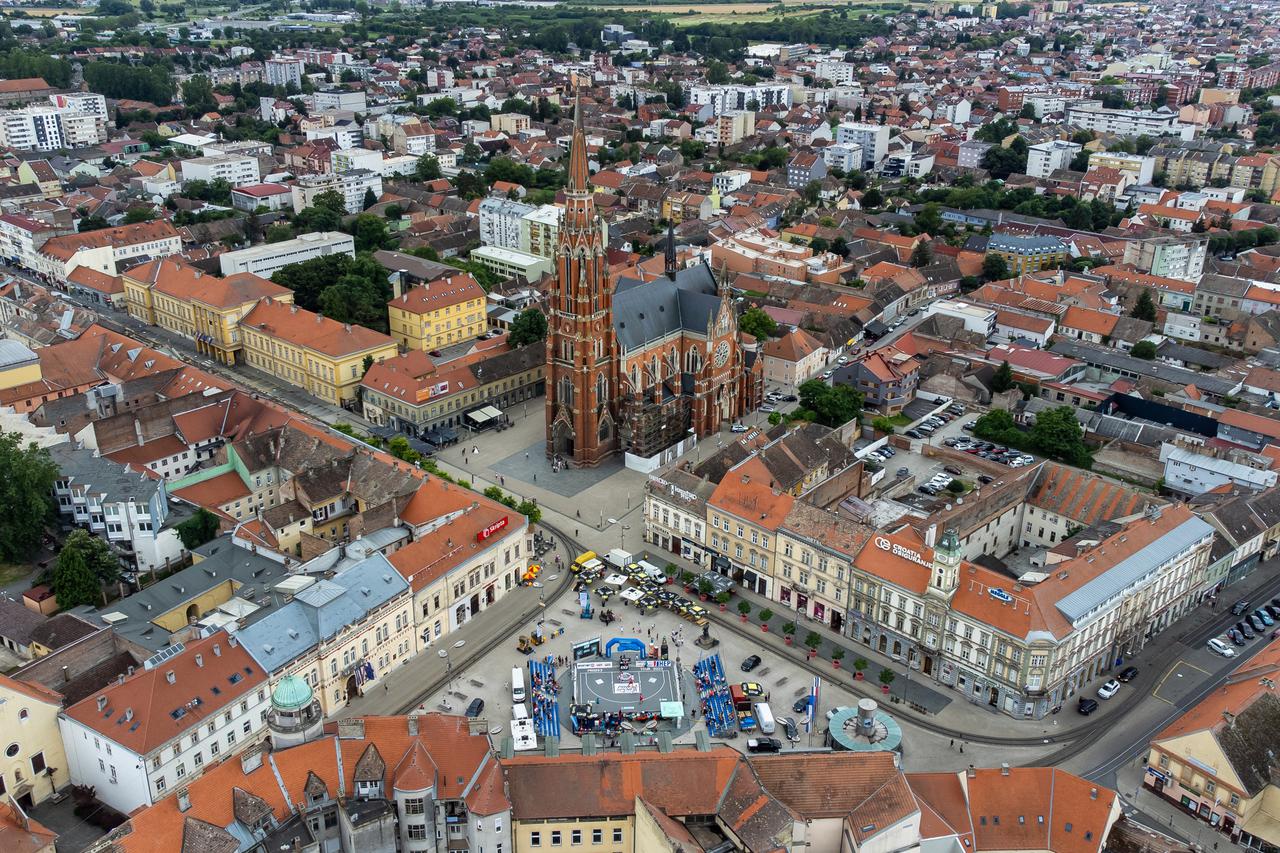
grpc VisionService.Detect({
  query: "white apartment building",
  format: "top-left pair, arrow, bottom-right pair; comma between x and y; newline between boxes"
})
713,169 -> 752,195
823,143 -> 864,172
1065,104 -> 1196,139
290,169 -> 383,214
1026,140 -> 1081,178
814,60 -> 857,85
644,470 -> 713,568
218,231 -> 355,277
0,93 -> 109,151
479,196 -> 534,251
924,299 -> 997,337
1161,445 -> 1279,496
58,633 -> 270,815
687,83 -> 791,115
35,220 -> 183,279
519,204 -> 561,259
1122,236 -> 1206,282
332,146 -> 384,174
835,122 -> 889,170
49,443 -> 187,572
1088,151 -> 1157,185
314,88 -> 367,112
265,56 -> 305,89
179,154 -> 261,187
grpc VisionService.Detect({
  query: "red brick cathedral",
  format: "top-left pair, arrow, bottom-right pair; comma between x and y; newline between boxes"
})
545,94 -> 758,467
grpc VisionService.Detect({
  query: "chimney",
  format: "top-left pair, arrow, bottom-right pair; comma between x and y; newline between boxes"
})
407,715 -> 418,736
1089,788 -> 1098,801
1000,763 -> 1010,776
125,708 -> 134,722
195,654 -> 203,668
177,788 -> 191,813
966,766 -> 976,779
62,665 -> 69,684
96,696 -> 108,712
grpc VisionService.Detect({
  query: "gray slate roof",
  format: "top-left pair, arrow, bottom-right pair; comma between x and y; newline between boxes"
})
49,443 -> 165,507
612,262 -> 721,353
236,552 -> 408,673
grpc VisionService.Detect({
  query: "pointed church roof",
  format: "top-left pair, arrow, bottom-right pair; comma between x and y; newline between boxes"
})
567,89 -> 589,194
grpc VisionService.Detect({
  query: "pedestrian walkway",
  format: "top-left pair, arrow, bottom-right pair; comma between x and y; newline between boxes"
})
1115,762 -> 1248,853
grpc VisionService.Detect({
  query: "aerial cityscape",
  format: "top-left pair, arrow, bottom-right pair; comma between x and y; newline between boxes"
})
1,0 -> 1280,851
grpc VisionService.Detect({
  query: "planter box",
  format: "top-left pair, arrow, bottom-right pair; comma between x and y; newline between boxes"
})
832,659 -> 841,669
854,671 -> 864,681
881,684 -> 890,694
761,624 -> 769,633
784,636 -> 793,645
740,614 -> 748,622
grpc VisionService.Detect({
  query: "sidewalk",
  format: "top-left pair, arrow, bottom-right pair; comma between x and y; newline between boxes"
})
1115,761 -> 1246,853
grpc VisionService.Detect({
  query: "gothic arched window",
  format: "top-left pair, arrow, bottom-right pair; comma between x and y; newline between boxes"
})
559,377 -> 574,407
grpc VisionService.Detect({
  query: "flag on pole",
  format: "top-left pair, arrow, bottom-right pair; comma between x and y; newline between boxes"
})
805,675 -> 820,732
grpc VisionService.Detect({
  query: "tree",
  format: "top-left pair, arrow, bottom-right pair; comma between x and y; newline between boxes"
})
739,306 -> 778,340
706,60 -> 730,84
176,508 -> 222,550
914,202 -> 942,235
1028,405 -> 1090,467
349,213 -> 392,252
362,187 -> 378,210
181,74 -> 216,116
415,154 -> 442,182
508,308 -> 549,347
314,189 -> 346,213
52,546 -> 98,610
0,432 -> 57,561
798,380 -> 862,428
1130,340 -> 1157,360
991,360 -> 1015,392
1019,103 -> 1037,120
909,240 -> 932,267
59,530 -> 121,586
982,253 -> 1010,281
861,187 -> 884,208
1132,288 -> 1158,322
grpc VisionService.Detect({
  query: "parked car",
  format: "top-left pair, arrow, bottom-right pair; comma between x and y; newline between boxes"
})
731,423 -> 749,433
782,717 -> 799,742
1228,628 -> 1246,646
1237,621 -> 1257,640
1250,614 -> 1267,633
792,696 -> 811,714
783,395 -> 798,403
906,430 -> 923,439
1208,637 -> 1237,657
746,737 -> 782,753
1077,698 -> 1099,715
944,465 -> 962,476
1257,609 -> 1275,626
465,698 -> 485,718
1117,666 -> 1139,682
741,655 -> 762,672
1097,679 -> 1121,699
760,404 -> 776,413
978,475 -> 994,484
1232,600 -> 1251,616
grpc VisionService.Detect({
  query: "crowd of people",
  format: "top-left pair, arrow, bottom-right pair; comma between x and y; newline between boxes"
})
693,654 -> 736,736
529,657 -> 561,737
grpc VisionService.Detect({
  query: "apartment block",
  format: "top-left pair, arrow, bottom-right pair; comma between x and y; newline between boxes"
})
387,271 -> 488,351
179,154 -> 261,187
290,169 -> 383,214
835,121 -> 889,169
217,231 -> 355,278
1026,140 -> 1081,178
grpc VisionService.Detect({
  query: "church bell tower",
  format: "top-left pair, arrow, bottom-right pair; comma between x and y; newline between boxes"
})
544,89 -> 619,467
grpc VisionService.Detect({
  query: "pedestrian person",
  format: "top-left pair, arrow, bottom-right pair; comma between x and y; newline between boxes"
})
533,473 -> 537,482
949,738 -> 954,748
959,743 -> 964,754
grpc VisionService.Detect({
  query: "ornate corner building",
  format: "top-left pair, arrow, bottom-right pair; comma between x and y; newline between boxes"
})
545,94 -> 760,467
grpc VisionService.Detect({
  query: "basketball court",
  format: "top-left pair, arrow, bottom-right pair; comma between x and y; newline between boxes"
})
572,658 -> 682,715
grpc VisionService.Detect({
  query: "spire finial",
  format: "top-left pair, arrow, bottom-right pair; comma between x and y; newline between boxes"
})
665,219 -> 677,280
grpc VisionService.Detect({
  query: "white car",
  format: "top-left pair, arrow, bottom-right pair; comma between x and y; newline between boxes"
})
1096,679 -> 1120,699
731,423 -> 749,433
1207,637 -> 1237,657
760,404 -> 776,413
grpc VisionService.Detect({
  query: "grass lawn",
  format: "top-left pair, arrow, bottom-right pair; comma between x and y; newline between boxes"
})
888,413 -> 912,426
0,562 -> 33,589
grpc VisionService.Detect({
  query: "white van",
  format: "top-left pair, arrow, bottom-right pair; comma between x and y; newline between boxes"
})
511,667 -> 526,703
754,701 -> 776,735
512,703 -> 529,721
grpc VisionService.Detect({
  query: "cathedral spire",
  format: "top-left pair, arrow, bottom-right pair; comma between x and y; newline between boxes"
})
567,85 -> 589,195
665,219 -> 677,280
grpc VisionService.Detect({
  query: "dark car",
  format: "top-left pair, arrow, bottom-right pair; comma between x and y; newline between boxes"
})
1267,605 -> 1280,621
1237,621 -> 1256,640
1250,614 -> 1267,633
741,654 -> 762,672
1077,698 -> 1099,715
944,465 -> 963,476
1117,666 -> 1139,683
905,429 -> 923,439
465,698 -> 485,718
746,737 -> 782,753
792,696 -> 811,714
978,474 -> 994,484
1233,600 -> 1251,616
1229,628 -> 1246,646
783,395 -> 798,403
782,717 -> 800,742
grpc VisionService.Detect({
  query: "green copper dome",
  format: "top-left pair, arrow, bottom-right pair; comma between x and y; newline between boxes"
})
271,675 -> 314,711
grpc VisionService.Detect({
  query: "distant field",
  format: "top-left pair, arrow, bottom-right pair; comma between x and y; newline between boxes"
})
579,0 -> 915,19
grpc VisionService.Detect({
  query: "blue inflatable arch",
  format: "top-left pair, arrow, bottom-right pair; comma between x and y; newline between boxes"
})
604,638 -> 646,658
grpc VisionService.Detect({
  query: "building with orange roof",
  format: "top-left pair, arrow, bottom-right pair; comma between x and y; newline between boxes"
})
761,328 -> 828,386
836,346 -> 920,414
388,486 -> 529,643
0,673 -> 66,810
33,219 -> 182,279
65,265 -> 125,309
1145,636 -> 1280,846
58,631 -> 270,815
240,298 -> 398,405
386,270 -> 487,352
1058,306 -> 1120,344
120,256 -> 294,365
110,714 -> 506,853
839,495 -> 1214,717
707,456 -> 796,597
710,227 -> 854,285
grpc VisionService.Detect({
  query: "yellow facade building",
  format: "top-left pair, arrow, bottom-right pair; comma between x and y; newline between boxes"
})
240,298 -> 398,404
387,272 -> 488,352
121,257 -> 295,364
0,340 -> 40,391
0,674 -> 68,808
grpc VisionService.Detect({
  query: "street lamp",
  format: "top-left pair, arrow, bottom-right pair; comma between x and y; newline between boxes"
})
437,648 -> 453,695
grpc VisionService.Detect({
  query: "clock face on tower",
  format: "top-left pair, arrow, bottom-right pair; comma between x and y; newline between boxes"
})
714,340 -> 730,368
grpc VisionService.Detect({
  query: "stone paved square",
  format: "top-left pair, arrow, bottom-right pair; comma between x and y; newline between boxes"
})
491,440 -> 624,497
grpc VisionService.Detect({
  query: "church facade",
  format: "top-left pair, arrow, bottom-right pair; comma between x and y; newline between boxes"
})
544,96 -> 759,467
